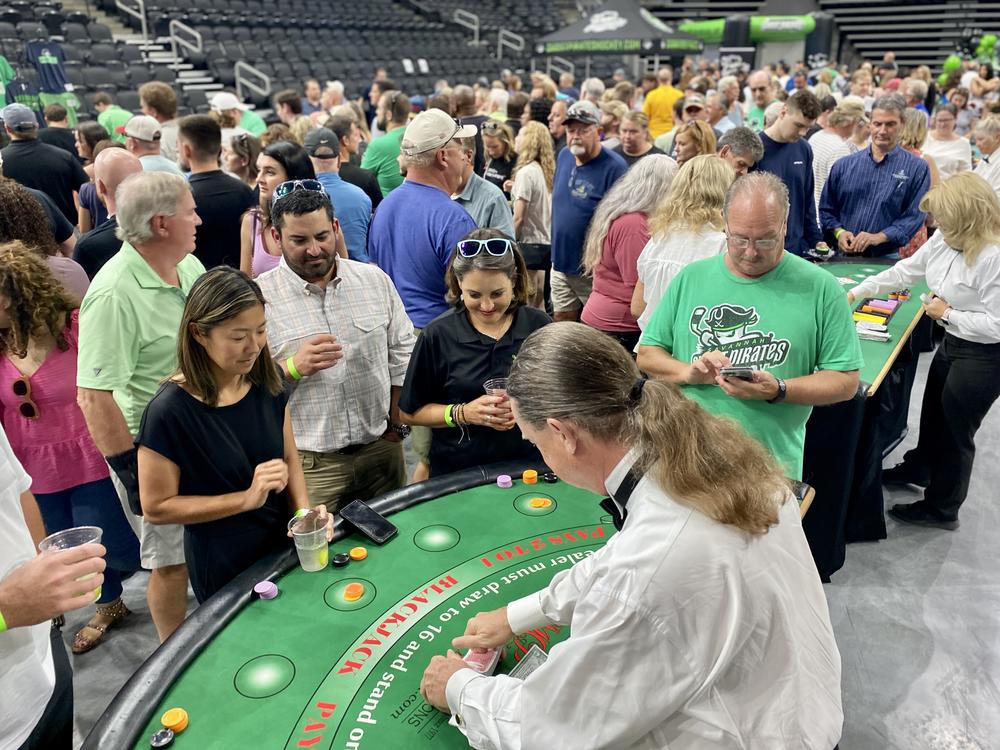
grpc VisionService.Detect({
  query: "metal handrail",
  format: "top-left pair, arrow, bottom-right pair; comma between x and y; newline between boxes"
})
496,28 -> 525,61
168,19 -> 202,70
546,55 -> 575,77
115,0 -> 148,43
453,9 -> 480,46
235,60 -> 271,102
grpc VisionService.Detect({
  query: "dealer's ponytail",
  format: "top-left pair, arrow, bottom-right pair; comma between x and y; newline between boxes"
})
507,322 -> 786,535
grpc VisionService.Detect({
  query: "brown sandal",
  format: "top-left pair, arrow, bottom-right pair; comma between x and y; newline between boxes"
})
72,598 -> 131,654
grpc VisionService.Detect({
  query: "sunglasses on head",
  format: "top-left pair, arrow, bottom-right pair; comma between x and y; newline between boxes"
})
456,238 -> 514,258
481,121 -> 505,134
271,179 -> 326,205
12,376 -> 38,420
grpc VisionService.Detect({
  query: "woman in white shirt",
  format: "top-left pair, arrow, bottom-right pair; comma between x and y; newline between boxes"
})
509,121 -> 554,309
849,172 -> 1000,528
922,104 -> 972,179
419,323 -> 843,750
631,154 -> 734,331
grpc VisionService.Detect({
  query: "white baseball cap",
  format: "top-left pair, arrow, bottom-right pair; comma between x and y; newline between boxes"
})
210,92 -> 249,112
400,109 -> 478,157
117,114 -> 161,141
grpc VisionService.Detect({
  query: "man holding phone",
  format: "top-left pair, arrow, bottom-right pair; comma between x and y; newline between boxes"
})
638,173 -> 862,478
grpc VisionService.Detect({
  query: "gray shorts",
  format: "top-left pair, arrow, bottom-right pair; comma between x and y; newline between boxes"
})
109,465 -> 186,569
550,269 -> 593,312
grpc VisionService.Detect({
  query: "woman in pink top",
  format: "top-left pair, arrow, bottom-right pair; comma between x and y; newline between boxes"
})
0,243 -> 139,654
239,140 -> 316,277
581,154 -> 678,351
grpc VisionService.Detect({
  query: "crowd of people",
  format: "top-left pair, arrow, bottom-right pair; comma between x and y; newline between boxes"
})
1,47 -> 999,750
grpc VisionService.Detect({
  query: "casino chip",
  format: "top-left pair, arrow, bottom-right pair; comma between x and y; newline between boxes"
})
160,707 -> 188,734
344,582 -> 365,602
497,474 -> 513,489
332,552 -> 350,567
529,497 -> 553,509
253,581 -> 278,600
150,728 -> 174,747
542,473 -> 558,483
522,469 -> 538,485
349,546 -> 368,561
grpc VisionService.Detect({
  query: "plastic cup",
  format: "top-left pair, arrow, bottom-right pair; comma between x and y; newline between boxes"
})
39,526 -> 104,600
288,510 -> 329,572
483,377 -> 508,396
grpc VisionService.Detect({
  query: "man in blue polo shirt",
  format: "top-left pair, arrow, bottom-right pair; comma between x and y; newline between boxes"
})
820,94 -> 930,257
368,108 -> 477,328
305,127 -> 372,263
550,100 -> 627,321
750,89 -> 824,256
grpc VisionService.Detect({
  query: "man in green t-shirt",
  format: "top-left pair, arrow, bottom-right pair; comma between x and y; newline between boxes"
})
745,70 -> 778,132
94,92 -> 133,143
638,172 -> 863,478
77,171 -> 205,643
361,89 -> 409,196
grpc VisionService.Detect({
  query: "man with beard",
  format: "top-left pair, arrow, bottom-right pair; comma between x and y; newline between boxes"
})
255,187 -> 416,511
361,89 -> 410,196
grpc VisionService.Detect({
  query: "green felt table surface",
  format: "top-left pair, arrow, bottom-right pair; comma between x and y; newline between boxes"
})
817,261 -> 929,396
132,478 -> 609,750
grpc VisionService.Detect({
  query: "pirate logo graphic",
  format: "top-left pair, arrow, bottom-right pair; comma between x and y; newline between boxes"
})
689,304 -> 790,369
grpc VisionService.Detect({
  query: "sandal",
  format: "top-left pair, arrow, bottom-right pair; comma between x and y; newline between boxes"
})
72,598 -> 131,654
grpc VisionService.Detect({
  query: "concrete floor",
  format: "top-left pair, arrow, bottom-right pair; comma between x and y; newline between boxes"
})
69,355 -> 1000,750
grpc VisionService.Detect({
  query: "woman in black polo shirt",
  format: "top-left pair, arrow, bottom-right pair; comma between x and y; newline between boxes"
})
400,229 -> 550,476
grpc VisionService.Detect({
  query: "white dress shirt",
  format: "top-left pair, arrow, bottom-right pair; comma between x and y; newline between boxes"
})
850,232 -> 1000,344
973,150 -> 1000,198
445,452 -> 843,750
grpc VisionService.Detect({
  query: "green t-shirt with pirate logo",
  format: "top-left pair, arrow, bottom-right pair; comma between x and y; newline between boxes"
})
641,252 -> 863,478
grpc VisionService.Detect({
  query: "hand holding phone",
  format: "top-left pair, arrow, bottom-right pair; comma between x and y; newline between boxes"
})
719,366 -> 755,381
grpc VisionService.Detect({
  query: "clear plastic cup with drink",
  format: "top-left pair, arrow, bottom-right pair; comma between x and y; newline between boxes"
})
484,378 -> 511,421
288,510 -> 329,572
39,526 -> 104,600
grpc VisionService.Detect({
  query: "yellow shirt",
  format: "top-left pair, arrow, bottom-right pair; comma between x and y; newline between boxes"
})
643,84 -> 683,138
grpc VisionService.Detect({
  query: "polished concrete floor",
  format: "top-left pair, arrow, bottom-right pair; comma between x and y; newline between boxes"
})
69,355 -> 1000,749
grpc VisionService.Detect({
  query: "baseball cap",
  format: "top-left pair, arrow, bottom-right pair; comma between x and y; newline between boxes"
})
400,109 -> 477,157
684,94 -> 706,111
564,100 -> 601,126
1,103 -> 38,132
116,114 -> 161,141
304,127 -> 339,158
210,91 -> 248,112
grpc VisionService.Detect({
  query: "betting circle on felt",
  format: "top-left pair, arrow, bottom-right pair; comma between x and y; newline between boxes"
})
123,475 -> 612,749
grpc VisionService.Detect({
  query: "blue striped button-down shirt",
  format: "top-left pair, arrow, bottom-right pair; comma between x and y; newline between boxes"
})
819,145 -> 930,257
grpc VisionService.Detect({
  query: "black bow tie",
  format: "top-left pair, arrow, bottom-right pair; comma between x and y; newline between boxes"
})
599,469 -> 641,531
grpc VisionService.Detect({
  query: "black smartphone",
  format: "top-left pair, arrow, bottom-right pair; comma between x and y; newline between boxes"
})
339,500 -> 398,544
719,366 -> 755,381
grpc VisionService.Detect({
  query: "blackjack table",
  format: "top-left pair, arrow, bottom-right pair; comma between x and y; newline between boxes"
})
83,462 -> 614,750
802,258 -> 929,579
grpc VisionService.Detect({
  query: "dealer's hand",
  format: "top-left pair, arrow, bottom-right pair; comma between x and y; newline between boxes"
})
923,295 -> 952,321
684,350 -> 731,385
420,650 -> 468,712
291,334 -> 343,377
453,607 -> 514,652
716,368 -> 781,401
464,395 -> 516,431
850,231 -> 888,255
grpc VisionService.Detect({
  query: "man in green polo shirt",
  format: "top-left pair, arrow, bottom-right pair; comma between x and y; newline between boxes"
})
361,89 -> 409,196
94,92 -> 133,144
77,171 -> 205,642
637,172 -> 862,479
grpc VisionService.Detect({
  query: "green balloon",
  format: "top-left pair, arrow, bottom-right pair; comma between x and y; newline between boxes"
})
938,73 -> 949,87
943,54 -> 962,74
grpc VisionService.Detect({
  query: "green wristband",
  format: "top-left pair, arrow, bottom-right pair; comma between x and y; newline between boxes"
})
834,228 -> 845,240
286,356 -> 302,381
444,403 -> 455,427
0,609 -> 7,633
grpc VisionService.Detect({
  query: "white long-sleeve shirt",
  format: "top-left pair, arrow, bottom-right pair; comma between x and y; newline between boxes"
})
850,232 -> 1000,344
445,454 -> 843,750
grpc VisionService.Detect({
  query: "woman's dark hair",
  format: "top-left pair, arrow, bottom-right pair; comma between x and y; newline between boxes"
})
77,121 -> 108,160
175,267 -> 283,407
445,228 -> 533,310
230,132 -> 261,183
0,179 -> 62,257
0,241 -> 77,357
262,140 -> 315,181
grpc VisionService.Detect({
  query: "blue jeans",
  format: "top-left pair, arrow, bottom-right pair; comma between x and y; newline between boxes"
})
34,477 -> 141,604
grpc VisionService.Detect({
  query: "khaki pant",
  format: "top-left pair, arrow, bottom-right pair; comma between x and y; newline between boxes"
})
109,462 -> 185,569
300,438 -> 406,513
550,269 -> 593,312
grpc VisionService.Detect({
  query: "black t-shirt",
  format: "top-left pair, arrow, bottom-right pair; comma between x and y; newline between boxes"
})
460,114 -> 490,174
25,186 -> 74,243
74,216 -> 121,279
481,155 -> 515,199
136,381 -> 291,602
2,140 -> 90,225
340,161 -> 383,211
399,304 -> 550,476
38,127 -> 78,159
188,170 -> 255,269
613,144 -> 665,168
1,139 -> 88,224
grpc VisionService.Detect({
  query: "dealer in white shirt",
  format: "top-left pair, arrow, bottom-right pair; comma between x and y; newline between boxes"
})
419,323 -> 843,750
972,115 -> 1000,198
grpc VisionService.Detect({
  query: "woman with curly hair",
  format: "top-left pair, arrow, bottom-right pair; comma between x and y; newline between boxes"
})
0,242 -> 139,653
0,179 -> 89,301
509,121 -> 555,308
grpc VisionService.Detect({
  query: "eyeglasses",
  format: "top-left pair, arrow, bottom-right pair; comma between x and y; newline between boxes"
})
456,238 -> 514,258
12,376 -> 38,420
271,179 -> 326,205
725,225 -> 784,252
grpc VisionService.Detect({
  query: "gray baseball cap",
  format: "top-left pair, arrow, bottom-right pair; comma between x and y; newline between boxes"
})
564,100 -> 601,126
1,103 -> 38,132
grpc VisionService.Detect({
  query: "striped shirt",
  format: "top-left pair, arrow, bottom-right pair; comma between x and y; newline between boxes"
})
256,257 -> 416,452
819,145 -> 930,257
808,129 -> 852,222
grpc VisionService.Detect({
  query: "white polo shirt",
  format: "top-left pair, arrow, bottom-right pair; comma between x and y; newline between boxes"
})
0,425 -> 53,750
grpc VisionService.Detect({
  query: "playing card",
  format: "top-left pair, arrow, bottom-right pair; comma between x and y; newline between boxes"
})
463,647 -> 502,675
